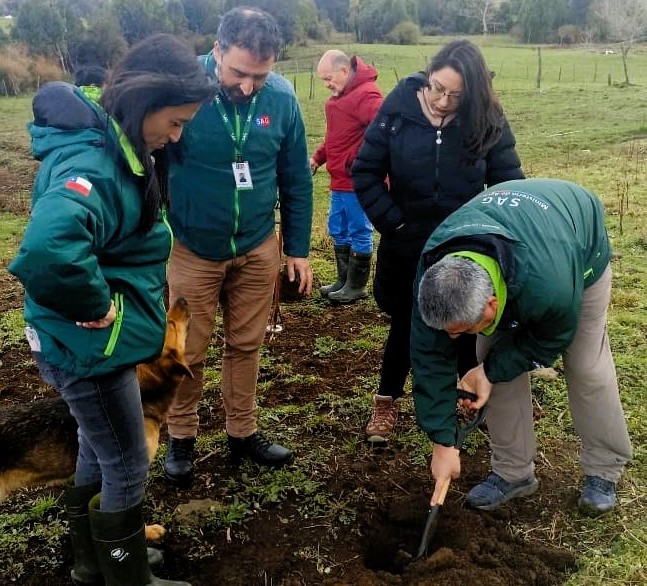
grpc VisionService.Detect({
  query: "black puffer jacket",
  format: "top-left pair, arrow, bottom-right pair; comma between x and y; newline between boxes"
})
352,73 -> 524,259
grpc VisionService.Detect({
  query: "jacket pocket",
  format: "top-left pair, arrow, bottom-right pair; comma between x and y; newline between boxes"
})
103,292 -> 124,357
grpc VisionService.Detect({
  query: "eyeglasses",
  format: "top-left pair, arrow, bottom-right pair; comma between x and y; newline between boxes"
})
428,78 -> 462,104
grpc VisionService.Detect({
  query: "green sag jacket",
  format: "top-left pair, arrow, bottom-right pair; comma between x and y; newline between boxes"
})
411,178 -> 611,445
9,82 -> 171,377
168,51 -> 313,261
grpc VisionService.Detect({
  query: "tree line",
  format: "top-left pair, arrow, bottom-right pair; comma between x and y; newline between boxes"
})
341,0 -> 646,45
0,0 -> 645,72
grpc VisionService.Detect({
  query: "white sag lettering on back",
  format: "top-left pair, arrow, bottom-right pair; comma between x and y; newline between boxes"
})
481,195 -> 521,207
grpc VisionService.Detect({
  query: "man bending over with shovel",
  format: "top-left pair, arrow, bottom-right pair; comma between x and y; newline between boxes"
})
411,177 -> 632,516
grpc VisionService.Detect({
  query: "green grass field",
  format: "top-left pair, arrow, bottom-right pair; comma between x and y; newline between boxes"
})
0,38 -> 645,585
283,40 -> 647,586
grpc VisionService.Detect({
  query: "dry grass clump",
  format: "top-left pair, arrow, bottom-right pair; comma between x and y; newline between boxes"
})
0,44 -> 62,95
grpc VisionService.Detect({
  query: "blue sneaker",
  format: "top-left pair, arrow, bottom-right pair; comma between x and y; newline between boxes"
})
467,472 -> 539,511
578,475 -> 617,515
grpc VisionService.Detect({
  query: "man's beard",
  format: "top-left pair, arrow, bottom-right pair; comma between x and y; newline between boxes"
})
221,84 -> 257,104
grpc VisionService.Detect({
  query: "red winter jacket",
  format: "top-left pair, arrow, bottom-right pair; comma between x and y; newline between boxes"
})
312,56 -> 383,192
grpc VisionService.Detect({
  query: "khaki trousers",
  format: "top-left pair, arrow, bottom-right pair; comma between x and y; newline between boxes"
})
166,235 -> 280,438
477,265 -> 632,482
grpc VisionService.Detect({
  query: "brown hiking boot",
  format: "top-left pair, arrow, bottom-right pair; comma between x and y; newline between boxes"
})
365,395 -> 401,443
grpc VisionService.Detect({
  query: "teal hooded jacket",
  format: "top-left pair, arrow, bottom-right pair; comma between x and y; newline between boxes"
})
168,51 -> 313,260
9,82 -> 171,377
410,178 -> 611,445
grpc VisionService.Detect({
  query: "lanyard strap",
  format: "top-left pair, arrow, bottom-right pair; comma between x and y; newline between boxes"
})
214,94 -> 258,159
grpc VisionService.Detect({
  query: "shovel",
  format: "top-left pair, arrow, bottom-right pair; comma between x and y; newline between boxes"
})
415,389 -> 487,559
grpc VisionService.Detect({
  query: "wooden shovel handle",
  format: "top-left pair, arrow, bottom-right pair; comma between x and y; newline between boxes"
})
432,476 -> 451,507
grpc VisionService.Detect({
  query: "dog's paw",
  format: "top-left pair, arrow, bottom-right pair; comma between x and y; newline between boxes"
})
145,523 -> 166,542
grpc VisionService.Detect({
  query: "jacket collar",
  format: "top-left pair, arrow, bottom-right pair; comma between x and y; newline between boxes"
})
80,86 -> 144,177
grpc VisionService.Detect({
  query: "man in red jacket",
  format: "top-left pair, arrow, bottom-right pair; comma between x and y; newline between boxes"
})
311,50 -> 383,303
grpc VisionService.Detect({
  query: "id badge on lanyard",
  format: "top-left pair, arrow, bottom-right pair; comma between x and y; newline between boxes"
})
233,160 -> 253,190
215,94 -> 257,191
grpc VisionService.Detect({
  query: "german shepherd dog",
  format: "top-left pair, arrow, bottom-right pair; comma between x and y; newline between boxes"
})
0,297 -> 192,540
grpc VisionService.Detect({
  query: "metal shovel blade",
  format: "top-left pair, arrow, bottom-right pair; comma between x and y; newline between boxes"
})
415,476 -> 450,559
415,504 -> 441,559
415,389 -> 486,560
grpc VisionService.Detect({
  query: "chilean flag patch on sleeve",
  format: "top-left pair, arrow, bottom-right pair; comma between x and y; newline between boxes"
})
65,176 -> 93,197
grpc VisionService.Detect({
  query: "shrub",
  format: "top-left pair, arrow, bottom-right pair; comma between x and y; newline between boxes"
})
29,54 -> 63,87
385,21 -> 420,45
0,43 -> 62,95
0,44 -> 32,94
557,25 -> 582,45
307,19 -> 333,42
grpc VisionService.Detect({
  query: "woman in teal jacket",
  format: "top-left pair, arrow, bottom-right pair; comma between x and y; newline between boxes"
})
9,35 -> 215,586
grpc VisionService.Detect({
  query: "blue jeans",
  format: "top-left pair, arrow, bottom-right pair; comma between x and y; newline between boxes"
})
33,353 -> 149,511
328,190 -> 373,254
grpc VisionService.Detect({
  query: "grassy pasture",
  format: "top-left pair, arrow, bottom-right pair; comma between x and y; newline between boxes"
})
284,40 -> 647,585
0,38 -> 645,585
277,40 -> 647,247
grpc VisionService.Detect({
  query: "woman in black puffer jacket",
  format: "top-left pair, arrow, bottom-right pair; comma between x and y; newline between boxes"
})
352,39 -> 524,444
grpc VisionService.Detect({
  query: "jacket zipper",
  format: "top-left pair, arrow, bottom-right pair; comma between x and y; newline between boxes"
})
434,120 -> 445,187
161,208 -> 174,261
230,186 -> 240,256
433,135 -> 442,198
103,292 -> 124,356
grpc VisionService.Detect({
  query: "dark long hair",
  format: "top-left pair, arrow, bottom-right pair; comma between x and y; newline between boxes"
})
426,39 -> 503,159
100,34 -> 216,232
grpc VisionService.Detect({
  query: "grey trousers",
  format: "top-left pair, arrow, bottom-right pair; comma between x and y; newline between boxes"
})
477,265 -> 632,483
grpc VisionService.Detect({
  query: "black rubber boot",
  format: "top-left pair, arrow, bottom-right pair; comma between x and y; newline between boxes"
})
327,251 -> 371,303
320,244 -> 350,297
67,482 -> 103,586
68,485 -> 163,585
228,432 -> 293,467
164,436 -> 196,487
89,496 -> 190,586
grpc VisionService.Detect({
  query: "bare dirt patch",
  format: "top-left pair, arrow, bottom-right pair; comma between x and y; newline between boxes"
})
0,180 -> 578,585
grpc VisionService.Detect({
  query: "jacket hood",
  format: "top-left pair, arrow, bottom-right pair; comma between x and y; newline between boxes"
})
29,82 -> 106,161
342,56 -> 379,95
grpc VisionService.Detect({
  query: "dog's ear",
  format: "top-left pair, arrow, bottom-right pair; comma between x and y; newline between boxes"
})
180,361 -> 194,379
164,349 -> 194,379
173,357 -> 194,379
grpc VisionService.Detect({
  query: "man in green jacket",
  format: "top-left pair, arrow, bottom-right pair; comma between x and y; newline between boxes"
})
163,7 -> 313,486
412,178 -> 632,515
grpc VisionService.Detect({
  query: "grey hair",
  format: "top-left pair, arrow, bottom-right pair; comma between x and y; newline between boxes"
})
217,6 -> 282,61
418,256 -> 493,329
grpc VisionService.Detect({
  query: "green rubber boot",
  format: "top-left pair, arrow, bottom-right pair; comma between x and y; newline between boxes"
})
320,244 -> 350,297
88,495 -> 189,586
327,251 -> 371,303
67,482 -> 104,586
67,483 -> 164,585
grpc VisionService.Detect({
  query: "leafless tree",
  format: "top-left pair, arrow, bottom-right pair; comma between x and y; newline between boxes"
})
593,0 -> 647,84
